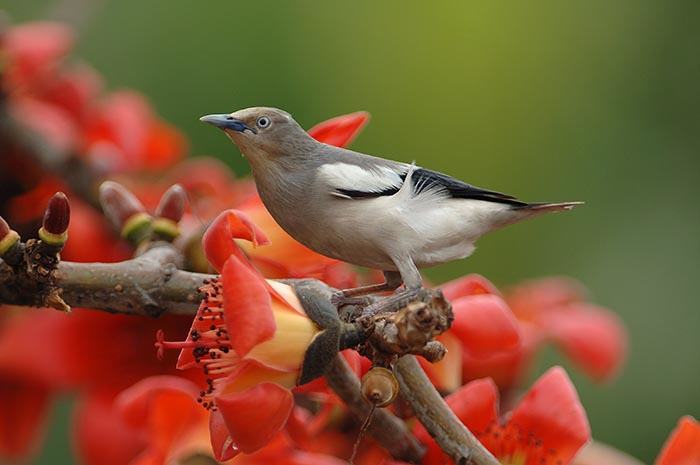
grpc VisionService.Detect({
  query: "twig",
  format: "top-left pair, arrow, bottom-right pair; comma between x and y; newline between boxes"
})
325,355 -> 425,463
394,356 -> 501,465
0,243 -> 209,316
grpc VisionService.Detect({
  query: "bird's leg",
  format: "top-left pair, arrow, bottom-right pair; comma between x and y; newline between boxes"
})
394,257 -> 422,291
355,258 -> 425,323
331,271 -> 403,307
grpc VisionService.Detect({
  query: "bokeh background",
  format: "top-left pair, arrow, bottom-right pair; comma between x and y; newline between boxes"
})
5,1 -> 700,463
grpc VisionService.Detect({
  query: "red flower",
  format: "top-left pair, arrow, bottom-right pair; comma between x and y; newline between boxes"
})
0,376 -> 51,461
655,416 -> 700,465
157,210 -> 321,460
506,277 -> 627,382
416,366 -> 590,465
0,310 -> 68,460
73,389 -> 147,465
83,91 -> 186,172
436,274 -> 522,390
442,275 -> 626,389
112,375 -> 347,465
2,21 -> 74,91
116,376 -> 210,465
0,306 -> 192,464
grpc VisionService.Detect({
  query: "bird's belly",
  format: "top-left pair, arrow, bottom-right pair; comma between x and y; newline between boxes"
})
412,240 -> 476,268
263,198 -> 397,270
302,196 -> 478,270
262,193 -> 498,271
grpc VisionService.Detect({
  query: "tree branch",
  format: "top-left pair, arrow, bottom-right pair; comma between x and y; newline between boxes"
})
325,355 -> 425,463
0,243 -> 209,316
394,356 -> 501,465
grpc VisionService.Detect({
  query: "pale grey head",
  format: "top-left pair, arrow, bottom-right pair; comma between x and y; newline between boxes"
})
199,107 -> 318,168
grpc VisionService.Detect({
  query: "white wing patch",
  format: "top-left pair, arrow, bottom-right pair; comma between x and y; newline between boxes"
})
318,162 -> 407,197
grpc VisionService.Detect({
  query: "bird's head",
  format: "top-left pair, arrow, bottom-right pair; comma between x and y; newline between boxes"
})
200,107 -> 315,165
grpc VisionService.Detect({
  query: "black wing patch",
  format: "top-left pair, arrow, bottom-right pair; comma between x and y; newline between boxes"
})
335,167 -> 527,206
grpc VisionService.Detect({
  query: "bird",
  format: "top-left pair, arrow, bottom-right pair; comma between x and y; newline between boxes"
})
200,107 -> 581,299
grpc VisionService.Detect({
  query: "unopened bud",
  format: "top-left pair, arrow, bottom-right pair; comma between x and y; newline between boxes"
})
152,184 -> 187,240
99,181 -> 152,243
155,184 -> 187,222
361,367 -> 399,408
0,216 -> 20,257
38,192 -> 70,245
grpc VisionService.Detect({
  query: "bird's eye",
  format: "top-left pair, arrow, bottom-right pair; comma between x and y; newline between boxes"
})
256,116 -> 271,129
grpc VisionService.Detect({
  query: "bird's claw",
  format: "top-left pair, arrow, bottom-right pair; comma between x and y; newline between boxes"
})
330,291 -> 373,308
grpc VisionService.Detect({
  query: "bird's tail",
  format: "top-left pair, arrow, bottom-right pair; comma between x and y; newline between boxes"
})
514,201 -> 584,213
490,201 -> 583,229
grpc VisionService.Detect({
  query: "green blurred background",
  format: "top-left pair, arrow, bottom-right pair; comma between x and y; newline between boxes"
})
6,1 -> 700,463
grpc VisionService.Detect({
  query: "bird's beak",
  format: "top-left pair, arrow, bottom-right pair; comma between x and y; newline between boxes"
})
199,114 -> 257,134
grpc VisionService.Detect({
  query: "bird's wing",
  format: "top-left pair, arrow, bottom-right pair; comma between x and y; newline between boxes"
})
318,161 -> 526,206
317,161 -> 409,199
409,168 -> 527,206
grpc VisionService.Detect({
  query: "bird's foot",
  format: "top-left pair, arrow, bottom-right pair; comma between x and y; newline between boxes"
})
354,287 -> 430,329
330,291 -> 374,308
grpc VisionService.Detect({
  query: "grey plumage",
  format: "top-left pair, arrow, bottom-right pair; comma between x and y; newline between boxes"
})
200,107 -> 581,293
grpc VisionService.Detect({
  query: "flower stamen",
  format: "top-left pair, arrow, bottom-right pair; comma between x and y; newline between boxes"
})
155,277 -> 236,409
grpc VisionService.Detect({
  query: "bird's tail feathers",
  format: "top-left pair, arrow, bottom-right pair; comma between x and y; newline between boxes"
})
515,201 -> 584,213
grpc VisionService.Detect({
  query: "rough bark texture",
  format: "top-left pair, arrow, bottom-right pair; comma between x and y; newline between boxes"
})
0,243 -> 209,316
395,356 -> 501,465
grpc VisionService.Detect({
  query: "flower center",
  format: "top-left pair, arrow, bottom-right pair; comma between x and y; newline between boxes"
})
156,277 -> 237,410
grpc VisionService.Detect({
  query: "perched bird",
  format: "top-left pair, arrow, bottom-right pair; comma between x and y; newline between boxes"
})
200,108 -> 580,297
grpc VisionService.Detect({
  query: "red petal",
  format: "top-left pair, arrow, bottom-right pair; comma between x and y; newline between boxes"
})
441,274 -> 501,301
10,98 -> 79,153
83,91 -> 186,173
4,22 -> 73,87
307,112 -> 370,148
508,366 -> 590,464
655,416 -> 700,465
115,376 -> 200,427
115,376 -> 208,465
450,294 -> 521,356
506,277 -> 586,319
461,321 -> 543,390
142,121 -> 187,171
546,303 -> 627,381
35,64 -> 102,124
215,382 -> 293,454
414,378 -> 499,465
203,209 -> 270,272
445,378 -> 500,433
222,256 -> 276,357
0,377 -> 52,461
209,410 -> 239,461
73,390 -> 147,465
